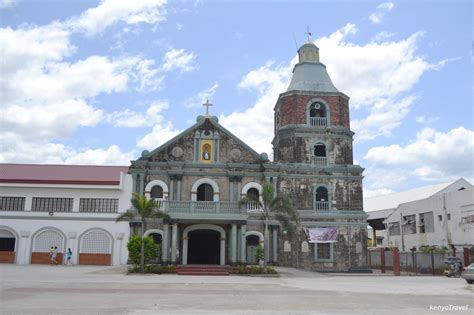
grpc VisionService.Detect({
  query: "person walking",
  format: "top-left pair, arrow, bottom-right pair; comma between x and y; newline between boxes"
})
49,246 -> 55,265
65,248 -> 73,266
51,246 -> 58,265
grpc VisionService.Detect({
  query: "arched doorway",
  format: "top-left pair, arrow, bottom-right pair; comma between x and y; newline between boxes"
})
188,230 -> 220,264
182,224 -> 226,265
145,230 -> 163,264
0,229 -> 17,264
246,235 -> 260,265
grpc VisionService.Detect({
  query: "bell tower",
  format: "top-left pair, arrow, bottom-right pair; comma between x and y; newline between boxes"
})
272,41 -> 353,166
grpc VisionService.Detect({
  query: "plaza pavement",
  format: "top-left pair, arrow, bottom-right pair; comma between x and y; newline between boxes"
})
0,264 -> 472,315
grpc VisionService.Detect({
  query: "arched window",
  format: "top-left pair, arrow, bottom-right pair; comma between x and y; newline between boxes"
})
314,186 -> 330,211
247,188 -> 259,201
314,144 -> 326,157
150,186 -> 164,199
309,102 -> 327,126
315,187 -> 328,201
197,184 -> 214,201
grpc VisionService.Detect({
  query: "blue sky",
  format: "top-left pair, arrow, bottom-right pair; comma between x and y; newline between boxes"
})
1,0 -> 472,197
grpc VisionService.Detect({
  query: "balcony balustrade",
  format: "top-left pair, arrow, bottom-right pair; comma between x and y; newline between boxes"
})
312,156 -> 327,166
309,117 -> 328,127
314,201 -> 329,212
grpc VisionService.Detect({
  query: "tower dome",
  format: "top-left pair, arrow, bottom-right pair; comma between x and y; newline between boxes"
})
286,42 -> 339,93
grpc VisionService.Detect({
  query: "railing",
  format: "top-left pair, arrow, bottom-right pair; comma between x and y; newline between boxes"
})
312,156 -> 327,166
164,201 -> 245,215
153,198 -> 166,211
315,201 -> 329,212
246,202 -> 263,212
309,117 -> 328,127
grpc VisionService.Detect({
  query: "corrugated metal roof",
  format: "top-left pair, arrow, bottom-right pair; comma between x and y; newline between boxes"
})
0,163 -> 129,185
363,178 -> 472,212
286,62 -> 339,93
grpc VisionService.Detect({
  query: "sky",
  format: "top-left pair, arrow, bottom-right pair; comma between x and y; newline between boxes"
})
1,0 -> 473,197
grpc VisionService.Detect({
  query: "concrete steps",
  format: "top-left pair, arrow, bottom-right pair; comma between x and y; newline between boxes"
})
176,264 -> 230,276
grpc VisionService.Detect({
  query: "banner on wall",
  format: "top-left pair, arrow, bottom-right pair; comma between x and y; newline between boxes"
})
305,228 -> 338,243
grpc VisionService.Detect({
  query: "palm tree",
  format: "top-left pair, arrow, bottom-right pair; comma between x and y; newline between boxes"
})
116,192 -> 170,273
240,183 -> 300,267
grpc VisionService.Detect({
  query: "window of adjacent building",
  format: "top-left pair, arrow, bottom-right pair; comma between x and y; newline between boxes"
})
376,237 -> 384,246
388,222 -> 401,236
197,184 -> 213,201
150,185 -> 164,199
447,213 -> 451,220
402,215 -> 416,234
438,215 -> 443,221
315,243 -> 333,261
419,212 -> 435,233
0,197 -> 25,211
79,198 -> 119,213
31,197 -> 73,212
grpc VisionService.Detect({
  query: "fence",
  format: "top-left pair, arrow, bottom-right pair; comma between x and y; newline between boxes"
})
368,248 -> 470,275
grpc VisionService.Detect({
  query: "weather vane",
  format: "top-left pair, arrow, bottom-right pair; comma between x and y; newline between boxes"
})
305,26 -> 312,42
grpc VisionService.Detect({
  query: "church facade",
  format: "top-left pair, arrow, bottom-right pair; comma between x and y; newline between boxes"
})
129,41 -> 368,272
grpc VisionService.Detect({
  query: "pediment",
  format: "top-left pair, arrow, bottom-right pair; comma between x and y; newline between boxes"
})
136,117 -> 263,164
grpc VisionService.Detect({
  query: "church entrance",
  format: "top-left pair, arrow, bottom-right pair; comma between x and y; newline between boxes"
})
187,230 -> 220,265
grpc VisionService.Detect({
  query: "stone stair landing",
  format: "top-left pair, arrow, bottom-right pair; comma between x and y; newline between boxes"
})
176,264 -> 230,276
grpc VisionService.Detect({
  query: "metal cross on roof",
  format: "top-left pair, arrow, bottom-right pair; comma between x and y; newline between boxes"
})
305,26 -> 312,42
202,99 -> 213,116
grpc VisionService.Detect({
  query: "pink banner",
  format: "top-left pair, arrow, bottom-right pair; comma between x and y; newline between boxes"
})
305,228 -> 338,243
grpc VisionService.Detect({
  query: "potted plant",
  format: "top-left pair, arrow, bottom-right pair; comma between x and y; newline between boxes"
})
256,245 -> 264,267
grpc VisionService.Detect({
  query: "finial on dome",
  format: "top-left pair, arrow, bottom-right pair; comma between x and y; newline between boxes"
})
305,26 -> 312,43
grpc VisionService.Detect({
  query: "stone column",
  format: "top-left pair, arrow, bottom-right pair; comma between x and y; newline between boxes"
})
272,227 -> 278,263
162,223 -> 169,263
171,223 -> 178,264
19,231 -> 30,264
220,236 -> 226,266
240,225 -> 247,264
230,224 -> 237,264
67,232 -> 77,265
139,173 -> 145,195
115,233 -> 124,265
236,226 -> 241,262
182,236 -> 188,265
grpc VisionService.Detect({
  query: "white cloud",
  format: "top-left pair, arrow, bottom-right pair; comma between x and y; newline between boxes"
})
369,2 -> 394,24
352,95 -> 416,142
0,0 -> 167,165
184,82 -> 219,109
415,115 -> 439,124
220,61 -> 292,155
161,48 -> 198,73
364,126 -> 474,183
0,0 -> 17,9
68,0 -> 167,36
364,188 -> 395,198
136,123 -> 182,150
0,133 -> 134,166
108,101 -> 169,128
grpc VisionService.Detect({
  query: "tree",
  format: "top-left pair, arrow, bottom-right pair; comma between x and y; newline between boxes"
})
240,183 -> 300,267
116,192 -> 170,273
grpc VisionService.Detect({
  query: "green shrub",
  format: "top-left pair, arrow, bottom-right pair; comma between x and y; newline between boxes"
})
127,235 -> 160,267
161,265 -> 176,274
255,245 -> 264,261
144,264 -> 162,274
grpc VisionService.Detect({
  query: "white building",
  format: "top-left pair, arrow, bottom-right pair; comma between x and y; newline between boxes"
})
365,178 -> 474,253
0,164 -> 132,265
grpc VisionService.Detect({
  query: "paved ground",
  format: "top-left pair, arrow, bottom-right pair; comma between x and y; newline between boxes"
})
0,264 -> 472,315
